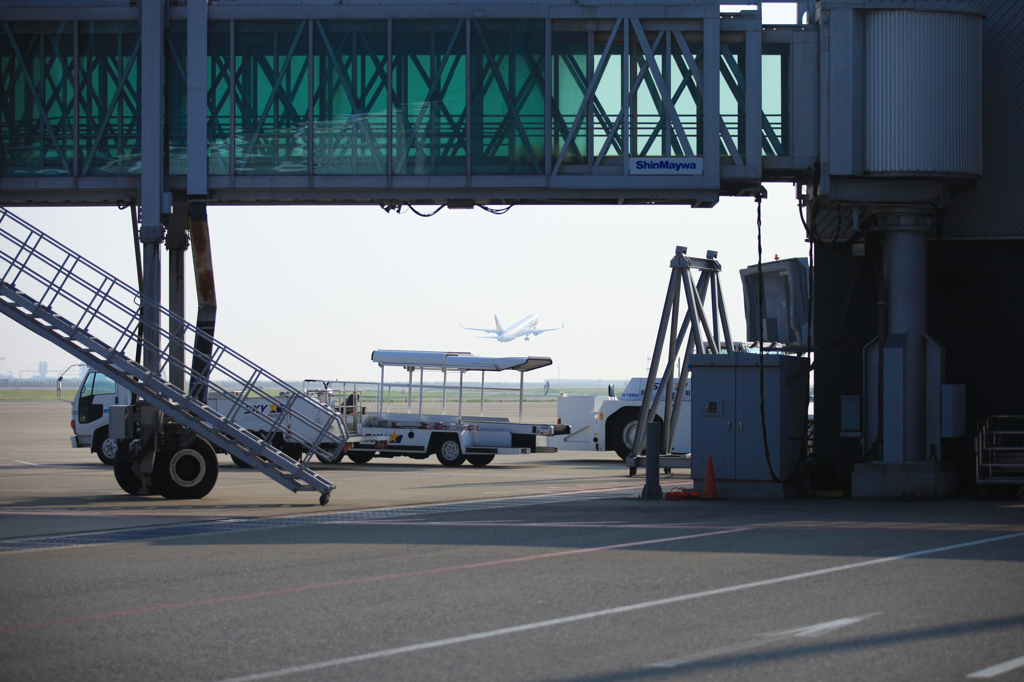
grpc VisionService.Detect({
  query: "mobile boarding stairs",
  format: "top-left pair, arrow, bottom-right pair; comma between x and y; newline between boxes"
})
0,208 -> 347,504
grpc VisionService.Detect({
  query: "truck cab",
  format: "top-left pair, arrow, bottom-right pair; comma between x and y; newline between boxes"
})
71,370 -> 132,465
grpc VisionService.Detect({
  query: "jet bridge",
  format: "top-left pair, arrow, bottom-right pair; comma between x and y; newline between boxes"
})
0,0 -> 998,497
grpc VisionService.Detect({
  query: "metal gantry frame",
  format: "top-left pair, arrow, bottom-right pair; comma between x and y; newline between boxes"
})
629,246 -> 733,463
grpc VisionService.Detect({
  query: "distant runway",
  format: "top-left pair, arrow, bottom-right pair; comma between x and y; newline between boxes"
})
2,402 -> 1023,682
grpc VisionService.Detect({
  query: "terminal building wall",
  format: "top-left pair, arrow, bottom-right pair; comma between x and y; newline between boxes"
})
814,0 -> 1024,493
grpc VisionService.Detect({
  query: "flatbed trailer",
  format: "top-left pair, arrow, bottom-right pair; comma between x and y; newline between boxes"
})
335,351 -> 570,467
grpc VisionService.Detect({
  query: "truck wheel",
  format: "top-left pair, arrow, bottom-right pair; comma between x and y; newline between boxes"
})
153,440 -> 219,499
606,409 -> 661,460
467,455 -> 495,467
347,452 -> 374,464
113,455 -> 150,495
315,449 -> 343,464
98,438 -> 122,466
230,454 -> 253,469
93,426 -> 121,466
436,437 -> 465,467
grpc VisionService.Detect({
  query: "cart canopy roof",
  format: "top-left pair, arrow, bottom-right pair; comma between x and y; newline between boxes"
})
371,350 -> 552,373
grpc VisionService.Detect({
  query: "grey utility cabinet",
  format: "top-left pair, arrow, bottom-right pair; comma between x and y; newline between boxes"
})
690,353 -> 809,498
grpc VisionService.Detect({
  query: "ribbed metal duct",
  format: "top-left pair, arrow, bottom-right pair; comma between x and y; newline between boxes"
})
865,9 -> 983,177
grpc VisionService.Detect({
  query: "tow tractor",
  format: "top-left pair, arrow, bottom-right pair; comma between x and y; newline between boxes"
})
551,376 -> 691,461
317,351 -> 570,466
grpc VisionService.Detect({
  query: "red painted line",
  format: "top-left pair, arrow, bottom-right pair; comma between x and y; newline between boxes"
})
0,527 -> 749,633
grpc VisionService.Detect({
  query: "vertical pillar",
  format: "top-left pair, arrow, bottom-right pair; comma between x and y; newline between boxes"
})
166,204 -> 190,390
880,213 -> 931,462
852,211 -> 956,497
186,0 -> 214,402
187,0 -> 208,198
187,198 -> 216,403
140,0 -> 166,373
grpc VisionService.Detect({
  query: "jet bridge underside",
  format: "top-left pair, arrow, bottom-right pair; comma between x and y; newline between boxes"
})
0,3 -> 817,207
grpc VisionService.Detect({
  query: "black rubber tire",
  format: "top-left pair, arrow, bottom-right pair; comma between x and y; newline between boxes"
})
153,439 -> 219,500
230,454 -> 253,468
314,449 -> 342,464
606,409 -> 661,460
467,455 -> 495,467
436,437 -> 465,467
93,428 -> 118,466
113,454 -> 145,495
347,451 -> 374,464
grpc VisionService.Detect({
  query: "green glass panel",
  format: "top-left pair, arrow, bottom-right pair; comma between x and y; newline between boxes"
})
393,20 -> 466,175
208,21 -> 231,175
762,45 -> 788,156
590,30 -> 625,163
719,42 -> 745,157
470,20 -> 545,175
551,32 -> 588,166
166,22 -> 187,176
234,20 -> 309,175
78,21 -> 141,175
628,30 -> 700,158
668,39 -> 701,156
0,22 -> 75,177
312,20 -> 387,175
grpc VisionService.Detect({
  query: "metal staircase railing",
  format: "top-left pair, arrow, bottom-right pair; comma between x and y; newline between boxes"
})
0,208 -> 344,501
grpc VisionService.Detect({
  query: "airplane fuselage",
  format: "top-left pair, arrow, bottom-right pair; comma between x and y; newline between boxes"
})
496,315 -> 539,342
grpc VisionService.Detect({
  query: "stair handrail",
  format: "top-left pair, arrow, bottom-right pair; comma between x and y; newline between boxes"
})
0,208 -> 347,468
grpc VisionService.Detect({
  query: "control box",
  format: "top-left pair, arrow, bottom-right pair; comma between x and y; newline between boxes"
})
690,353 -> 810,498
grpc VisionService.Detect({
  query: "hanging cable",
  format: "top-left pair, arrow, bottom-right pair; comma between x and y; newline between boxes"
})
757,190 -> 808,484
480,205 -> 513,215
406,205 -> 444,218
756,191 -> 779,482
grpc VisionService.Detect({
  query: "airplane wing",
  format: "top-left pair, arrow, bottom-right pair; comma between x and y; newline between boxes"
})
529,323 -> 564,335
460,323 -> 499,334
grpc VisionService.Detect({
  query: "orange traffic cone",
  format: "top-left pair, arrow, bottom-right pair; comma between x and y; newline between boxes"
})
702,456 -> 719,500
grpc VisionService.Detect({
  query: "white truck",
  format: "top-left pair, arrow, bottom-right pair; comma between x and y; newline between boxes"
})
340,350 -> 569,466
69,369 -> 131,464
551,376 -> 692,462
70,368 -> 346,467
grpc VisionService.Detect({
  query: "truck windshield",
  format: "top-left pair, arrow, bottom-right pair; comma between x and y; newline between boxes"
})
81,372 -> 115,398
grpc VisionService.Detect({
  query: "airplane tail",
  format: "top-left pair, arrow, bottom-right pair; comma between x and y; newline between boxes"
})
494,315 -> 504,334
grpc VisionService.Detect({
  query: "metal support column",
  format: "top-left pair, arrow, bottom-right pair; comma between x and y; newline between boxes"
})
852,211 -> 956,498
166,204 -> 190,390
187,198 -> 217,403
640,421 -> 663,499
140,0 -> 166,374
187,0 -> 209,198
880,213 -> 931,463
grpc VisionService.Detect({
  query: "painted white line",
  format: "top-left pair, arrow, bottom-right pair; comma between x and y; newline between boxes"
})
13,460 -> 39,466
968,654 -> 1024,678
216,531 -> 1024,682
649,614 -> 880,668
771,614 -> 881,638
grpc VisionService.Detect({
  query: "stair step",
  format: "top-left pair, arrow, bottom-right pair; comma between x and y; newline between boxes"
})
1,212 -> 345,500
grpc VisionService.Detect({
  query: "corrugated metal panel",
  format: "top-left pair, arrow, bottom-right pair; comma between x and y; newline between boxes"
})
837,0 -> 1023,238
939,0 -> 1024,238
865,9 -> 982,176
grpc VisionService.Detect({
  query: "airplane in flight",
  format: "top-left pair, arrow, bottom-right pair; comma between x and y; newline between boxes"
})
461,315 -> 563,342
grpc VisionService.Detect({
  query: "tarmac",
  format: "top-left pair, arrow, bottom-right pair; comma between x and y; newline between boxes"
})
2,400 -> 1024,682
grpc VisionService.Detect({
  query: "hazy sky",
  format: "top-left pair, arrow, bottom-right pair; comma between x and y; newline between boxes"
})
2,185 -> 809,385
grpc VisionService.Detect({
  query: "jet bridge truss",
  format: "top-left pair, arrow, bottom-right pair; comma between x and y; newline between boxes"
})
0,1 -> 818,207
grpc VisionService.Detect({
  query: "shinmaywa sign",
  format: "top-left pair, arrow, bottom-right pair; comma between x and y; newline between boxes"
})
628,157 -> 704,175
